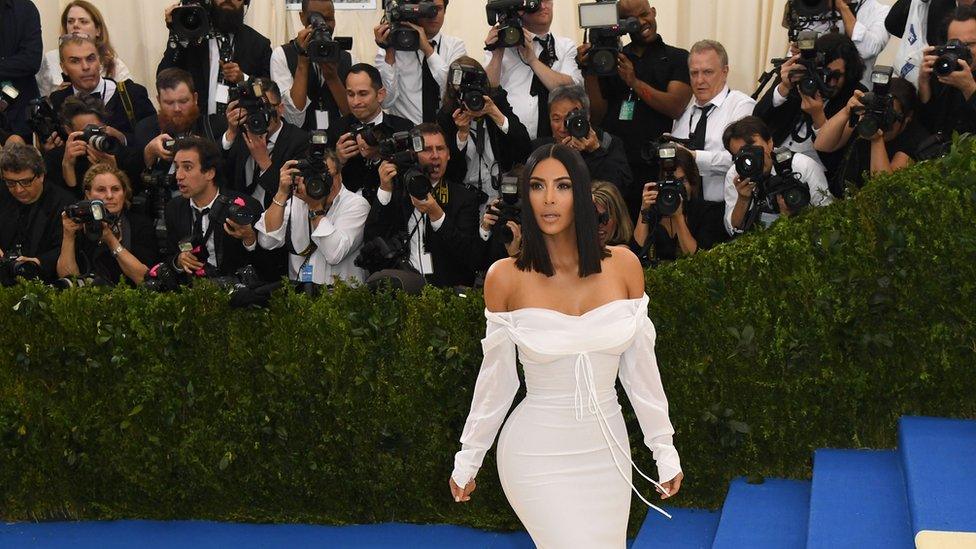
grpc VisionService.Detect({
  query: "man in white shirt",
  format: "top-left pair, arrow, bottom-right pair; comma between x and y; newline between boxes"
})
485,0 -> 583,140
256,150 -> 369,285
721,116 -> 832,236
670,40 -> 756,203
372,0 -> 466,124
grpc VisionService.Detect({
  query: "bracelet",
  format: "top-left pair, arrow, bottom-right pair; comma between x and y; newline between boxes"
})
272,196 -> 287,208
111,244 -> 124,257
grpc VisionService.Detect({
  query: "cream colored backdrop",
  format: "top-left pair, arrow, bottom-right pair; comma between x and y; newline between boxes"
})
34,0 -> 898,102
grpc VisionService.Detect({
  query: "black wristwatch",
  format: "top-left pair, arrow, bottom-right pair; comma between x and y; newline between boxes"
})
308,209 -> 327,220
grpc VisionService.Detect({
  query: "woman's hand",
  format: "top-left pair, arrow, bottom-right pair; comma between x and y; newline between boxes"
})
658,471 -> 683,500
449,477 -> 476,503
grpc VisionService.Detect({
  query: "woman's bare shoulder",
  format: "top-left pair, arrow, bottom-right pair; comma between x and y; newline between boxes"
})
484,258 -> 520,313
604,246 -> 646,299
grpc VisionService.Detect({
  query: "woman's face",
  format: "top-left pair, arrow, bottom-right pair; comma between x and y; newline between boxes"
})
883,100 -> 909,142
674,166 -> 694,199
595,200 -> 614,246
65,6 -> 100,39
86,172 -> 126,215
528,157 -> 574,236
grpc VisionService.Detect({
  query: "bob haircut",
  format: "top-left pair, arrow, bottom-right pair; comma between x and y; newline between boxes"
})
515,144 -> 608,278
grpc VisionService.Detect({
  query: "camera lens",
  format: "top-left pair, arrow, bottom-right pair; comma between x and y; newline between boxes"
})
590,49 -> 617,76
565,110 -> 590,139
657,187 -> 681,216
392,26 -> 419,51
499,26 -> 523,48
856,117 -> 879,140
462,91 -> 486,112
935,54 -> 959,77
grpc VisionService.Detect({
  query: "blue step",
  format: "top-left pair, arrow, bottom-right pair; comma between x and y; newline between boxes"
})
631,507 -> 720,548
899,415 -> 976,536
711,478 -> 811,549
806,449 -> 913,549
0,520 -> 534,548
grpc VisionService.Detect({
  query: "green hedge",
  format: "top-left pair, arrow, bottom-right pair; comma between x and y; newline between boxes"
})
1,139 -> 975,531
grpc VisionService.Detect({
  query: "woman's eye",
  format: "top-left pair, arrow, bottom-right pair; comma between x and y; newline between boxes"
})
558,183 -> 572,190
530,182 -> 544,190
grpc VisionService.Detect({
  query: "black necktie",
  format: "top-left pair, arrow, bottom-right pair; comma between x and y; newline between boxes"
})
90,92 -> 102,100
531,35 -> 557,138
689,104 -> 714,151
192,207 -> 210,243
421,40 -> 439,122
474,119 -> 486,156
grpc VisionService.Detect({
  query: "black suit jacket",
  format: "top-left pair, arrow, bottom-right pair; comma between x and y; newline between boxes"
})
69,210 -> 158,284
0,183 -> 73,281
223,122 -> 310,209
48,79 -> 156,139
438,88 -> 532,193
364,179 -> 482,287
328,113 -> 414,204
0,0 -> 43,140
163,190 -> 262,277
531,129 -> 634,194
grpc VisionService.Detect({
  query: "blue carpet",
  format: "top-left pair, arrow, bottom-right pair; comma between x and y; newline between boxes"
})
711,477 -> 811,549
0,521 -> 534,548
632,507 -> 719,548
806,449 -> 913,549
899,415 -> 976,535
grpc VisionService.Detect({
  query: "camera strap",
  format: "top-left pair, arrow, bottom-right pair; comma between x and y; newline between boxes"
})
116,80 -> 137,130
284,197 -> 318,259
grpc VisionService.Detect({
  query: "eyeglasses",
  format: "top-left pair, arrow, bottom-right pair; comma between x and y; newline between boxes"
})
596,210 -> 611,226
3,175 -> 37,188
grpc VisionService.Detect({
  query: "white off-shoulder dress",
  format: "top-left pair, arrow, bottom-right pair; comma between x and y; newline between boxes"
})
452,295 -> 682,548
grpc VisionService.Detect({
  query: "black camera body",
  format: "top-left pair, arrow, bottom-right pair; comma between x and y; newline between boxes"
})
0,246 -> 42,287
355,233 -> 412,273
793,31 -> 832,98
171,0 -> 214,46
488,174 -> 522,244
647,143 -> 686,221
295,131 -> 332,200
486,0 -> 541,50
224,195 -> 258,227
450,64 -> 489,112
761,147 -> 810,213
850,66 -> 899,140
143,262 -> 183,292
65,199 -> 114,242
230,80 -> 274,135
585,18 -> 639,76
564,108 -> 590,139
306,12 -> 353,64
734,144 -> 767,181
933,39 -> 974,77
379,130 -> 430,200
28,98 -> 66,142
348,121 -> 385,147
0,81 -> 19,113
81,124 -> 122,155
385,0 -> 438,51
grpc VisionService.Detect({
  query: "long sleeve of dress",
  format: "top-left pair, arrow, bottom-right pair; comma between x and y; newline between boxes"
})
451,313 -> 520,488
618,314 -> 682,484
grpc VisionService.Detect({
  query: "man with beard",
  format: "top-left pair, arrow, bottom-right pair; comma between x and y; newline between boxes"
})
157,0 -> 272,139
271,0 -> 352,133
578,0 -> 692,217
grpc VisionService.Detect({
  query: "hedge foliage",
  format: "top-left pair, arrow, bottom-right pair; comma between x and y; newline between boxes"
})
1,139 -> 975,531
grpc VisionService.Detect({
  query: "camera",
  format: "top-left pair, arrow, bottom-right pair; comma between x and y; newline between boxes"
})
0,246 -> 42,287
65,199 -> 115,242
28,98 -> 66,142
734,144 -> 766,181
209,265 -> 262,292
306,12 -> 353,64
642,143 -> 686,223
0,81 -> 19,113
348,121 -> 386,147
564,108 -> 590,139
933,39 -> 974,77
294,131 -> 332,200
450,64 -> 489,112
355,233 -> 411,273
849,66 -> 899,140
229,80 -> 274,135
223,195 -> 258,227
578,2 -> 638,76
488,173 -> 522,244
379,130 -> 430,200
785,0 -> 848,43
170,0 -> 214,45
486,0 -> 541,50
81,124 -> 122,155
143,262 -> 182,292
792,31 -> 833,98
761,147 -> 810,213
384,0 -> 438,51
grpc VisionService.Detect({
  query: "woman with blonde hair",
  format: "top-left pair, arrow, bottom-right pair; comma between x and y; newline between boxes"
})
36,0 -> 132,97
591,180 -> 634,248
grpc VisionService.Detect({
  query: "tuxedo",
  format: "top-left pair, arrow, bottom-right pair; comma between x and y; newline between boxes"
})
0,183 -> 73,281
48,79 -> 156,139
163,190 -> 262,277
223,122 -> 310,209
327,112 -> 413,204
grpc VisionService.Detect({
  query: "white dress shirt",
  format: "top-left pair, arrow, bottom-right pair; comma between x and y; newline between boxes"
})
457,116 -> 510,214
190,193 -> 221,267
486,32 -> 583,140
208,35 -> 250,116
221,123 -> 283,206
72,77 -> 116,106
271,45 -> 358,129
670,86 -> 756,202
375,33 -> 467,125
255,186 -> 370,285
722,151 -> 833,236
37,49 -> 132,98
770,86 -> 828,169
376,183 -> 446,276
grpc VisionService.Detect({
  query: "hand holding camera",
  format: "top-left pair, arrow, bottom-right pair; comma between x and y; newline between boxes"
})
61,211 -> 84,239
148,133 -> 176,164
62,131 -> 89,168
243,131 -> 272,172
922,41 -> 976,98
223,215 -> 256,246
378,160 -> 398,192
562,127 -> 599,153
335,133 -> 361,164
221,61 -> 244,85
225,99 -> 246,135
733,175 -> 756,200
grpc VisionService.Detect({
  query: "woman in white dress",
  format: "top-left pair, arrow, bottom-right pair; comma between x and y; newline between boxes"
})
36,1 -> 131,98
449,143 -> 684,547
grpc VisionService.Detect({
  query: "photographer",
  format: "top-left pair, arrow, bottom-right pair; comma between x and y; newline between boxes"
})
916,5 -> 976,138
478,167 -> 524,267
531,84 -> 632,195
486,0 -> 581,140
816,75 -> 930,191
157,0 -> 272,137
0,0 -> 42,141
329,64 -> 413,203
135,68 -> 208,175
722,116 -> 832,236
886,0 -> 964,83
56,164 -> 157,285
37,2 -> 132,97
438,57 -> 531,211
365,123 -> 481,287
754,31 -> 866,179
163,136 -> 261,278
271,0 -> 352,133
579,0 -> 691,212
256,149 -> 369,285
374,0 -> 466,124
0,143 -> 72,283
48,35 -> 156,140
1,118 -> 25,147
633,147 -> 726,261
670,40 -> 756,203
44,95 -> 143,200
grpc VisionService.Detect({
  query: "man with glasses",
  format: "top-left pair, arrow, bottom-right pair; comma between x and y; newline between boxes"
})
0,143 -> 73,282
